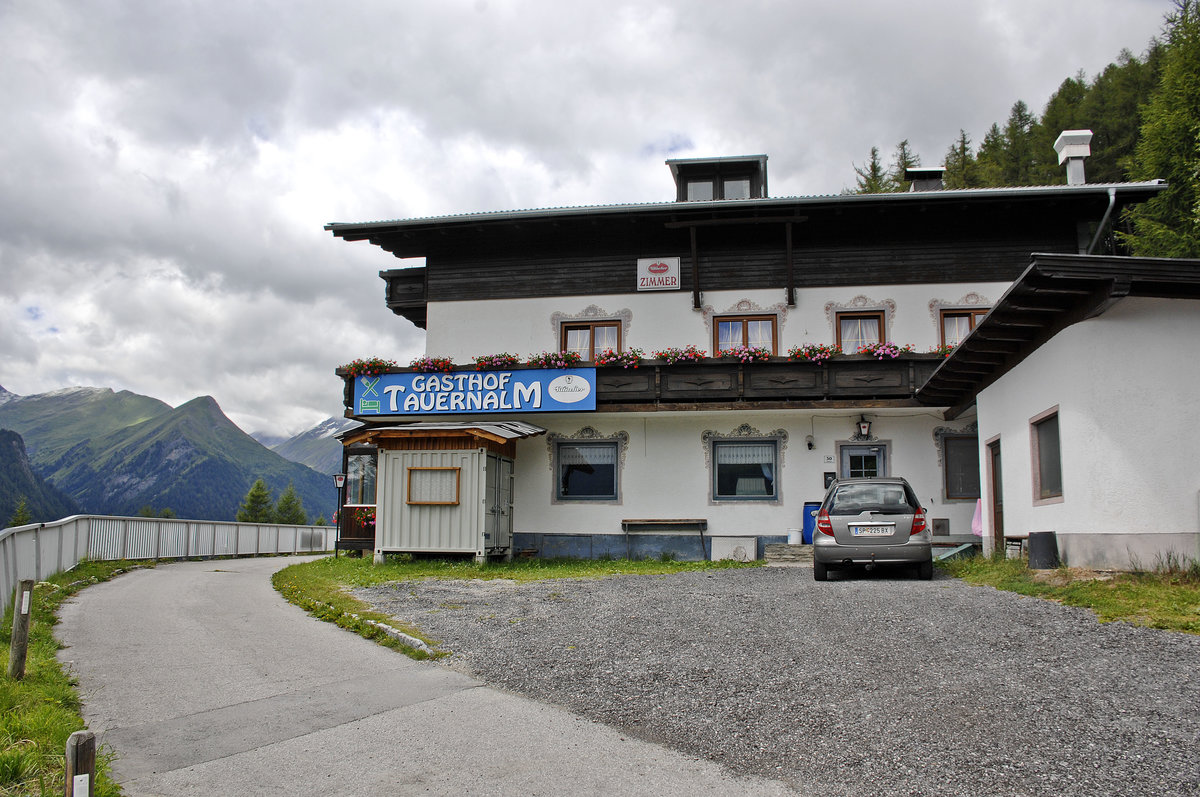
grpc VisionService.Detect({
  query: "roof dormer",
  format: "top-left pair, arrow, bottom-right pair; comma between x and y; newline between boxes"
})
666,155 -> 768,202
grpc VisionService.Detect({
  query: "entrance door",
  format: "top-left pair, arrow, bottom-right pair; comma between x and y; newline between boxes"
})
988,440 -> 1004,551
485,454 -> 514,554
840,444 -> 887,479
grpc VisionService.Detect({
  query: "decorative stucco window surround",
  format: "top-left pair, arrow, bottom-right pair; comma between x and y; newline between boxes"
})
550,305 -> 633,356
702,299 -> 788,354
546,426 -> 630,505
824,295 -> 896,349
701,423 -> 788,505
929,292 -> 992,347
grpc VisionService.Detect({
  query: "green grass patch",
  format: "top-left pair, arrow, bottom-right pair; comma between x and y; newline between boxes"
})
273,554 -> 760,658
2,560 -> 139,797
941,553 -> 1200,634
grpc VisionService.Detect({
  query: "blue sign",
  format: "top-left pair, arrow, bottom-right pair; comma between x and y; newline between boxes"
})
353,368 -> 596,416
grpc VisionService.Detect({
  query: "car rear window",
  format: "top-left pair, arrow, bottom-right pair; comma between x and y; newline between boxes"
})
828,483 -> 916,515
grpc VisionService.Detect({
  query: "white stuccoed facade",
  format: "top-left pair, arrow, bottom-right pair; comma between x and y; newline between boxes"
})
976,297 -> 1200,568
417,280 -> 1004,552
425,282 -> 1010,359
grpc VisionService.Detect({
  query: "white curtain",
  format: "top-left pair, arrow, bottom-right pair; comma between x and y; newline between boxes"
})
841,317 -> 881,350
715,443 -> 774,464
747,319 -> 773,350
558,443 -> 617,466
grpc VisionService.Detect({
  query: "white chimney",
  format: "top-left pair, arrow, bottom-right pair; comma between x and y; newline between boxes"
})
1054,129 -> 1093,186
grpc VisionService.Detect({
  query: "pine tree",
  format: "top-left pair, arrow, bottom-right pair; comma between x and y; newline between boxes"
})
888,140 -> 921,192
1034,75 -> 1090,184
1001,100 -> 1039,185
9,496 -> 32,526
237,479 -> 274,523
943,130 -> 979,189
975,124 -> 1007,186
850,147 -> 891,194
1123,0 -> 1200,256
273,483 -> 308,525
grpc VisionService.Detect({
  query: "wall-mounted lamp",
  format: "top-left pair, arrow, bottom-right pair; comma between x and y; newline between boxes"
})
805,434 -> 815,450
857,416 -> 871,438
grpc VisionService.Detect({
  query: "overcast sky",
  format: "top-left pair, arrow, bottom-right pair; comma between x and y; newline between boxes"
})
0,0 -> 1173,437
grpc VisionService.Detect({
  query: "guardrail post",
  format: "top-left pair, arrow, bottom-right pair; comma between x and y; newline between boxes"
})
8,579 -> 34,680
65,730 -> 96,797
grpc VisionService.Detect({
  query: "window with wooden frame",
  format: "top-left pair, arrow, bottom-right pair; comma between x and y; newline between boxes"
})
561,321 -> 620,360
1031,408 -> 1063,503
407,467 -> 461,505
714,314 -> 777,354
555,441 -> 619,500
836,311 -> 884,352
943,435 -> 982,500
940,308 -> 988,348
712,440 -> 778,500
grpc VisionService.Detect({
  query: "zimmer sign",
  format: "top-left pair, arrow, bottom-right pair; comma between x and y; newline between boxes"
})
636,256 -> 680,291
353,368 -> 596,416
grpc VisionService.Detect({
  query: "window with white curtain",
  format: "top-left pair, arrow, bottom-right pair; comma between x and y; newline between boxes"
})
940,309 -> 988,347
712,440 -> 777,500
837,311 -> 883,352
714,315 -> 777,354
556,441 -> 618,500
562,321 -> 620,360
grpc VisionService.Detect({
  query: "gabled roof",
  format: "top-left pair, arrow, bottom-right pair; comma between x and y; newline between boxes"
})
917,253 -> 1200,417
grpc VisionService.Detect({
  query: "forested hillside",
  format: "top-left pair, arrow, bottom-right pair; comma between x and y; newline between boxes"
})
0,429 -> 78,524
848,0 -> 1199,257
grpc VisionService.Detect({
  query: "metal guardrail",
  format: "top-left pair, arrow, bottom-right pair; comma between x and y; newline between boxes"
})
0,515 -> 335,616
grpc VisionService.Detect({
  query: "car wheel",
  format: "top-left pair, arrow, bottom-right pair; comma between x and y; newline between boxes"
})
917,559 -> 933,580
813,559 -> 828,581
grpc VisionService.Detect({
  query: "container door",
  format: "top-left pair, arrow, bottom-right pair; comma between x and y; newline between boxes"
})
485,454 -> 514,550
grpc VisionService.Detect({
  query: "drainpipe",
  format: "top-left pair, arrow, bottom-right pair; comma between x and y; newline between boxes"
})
1087,188 -> 1117,255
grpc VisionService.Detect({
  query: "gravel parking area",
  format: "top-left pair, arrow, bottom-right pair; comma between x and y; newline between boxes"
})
356,567 -> 1200,796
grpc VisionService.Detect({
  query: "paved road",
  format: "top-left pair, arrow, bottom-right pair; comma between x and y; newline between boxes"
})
56,556 -> 794,796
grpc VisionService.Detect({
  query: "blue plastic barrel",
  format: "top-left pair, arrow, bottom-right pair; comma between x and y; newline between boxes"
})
802,501 -> 822,544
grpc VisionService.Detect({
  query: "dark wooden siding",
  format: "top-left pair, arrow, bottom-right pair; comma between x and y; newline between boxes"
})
413,200 -> 1084,303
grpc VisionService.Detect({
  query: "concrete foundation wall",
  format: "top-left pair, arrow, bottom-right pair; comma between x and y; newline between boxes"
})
1057,532 -> 1200,571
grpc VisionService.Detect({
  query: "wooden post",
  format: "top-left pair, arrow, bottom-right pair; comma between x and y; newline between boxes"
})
7,579 -> 33,680
65,730 -> 96,797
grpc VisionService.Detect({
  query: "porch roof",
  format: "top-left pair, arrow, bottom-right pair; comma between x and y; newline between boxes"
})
917,253 -> 1200,418
339,420 -> 547,446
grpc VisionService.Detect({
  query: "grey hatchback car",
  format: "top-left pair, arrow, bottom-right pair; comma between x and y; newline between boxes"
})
812,477 -> 933,581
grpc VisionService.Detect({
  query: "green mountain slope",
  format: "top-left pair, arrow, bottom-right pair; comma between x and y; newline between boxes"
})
0,429 -> 79,524
0,387 -> 171,466
46,396 -> 335,521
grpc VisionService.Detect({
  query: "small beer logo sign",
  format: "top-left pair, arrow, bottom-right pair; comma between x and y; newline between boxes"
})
548,374 -> 591,404
636,256 -> 680,291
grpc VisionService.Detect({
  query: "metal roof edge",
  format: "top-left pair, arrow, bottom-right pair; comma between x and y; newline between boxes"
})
325,181 -> 1166,235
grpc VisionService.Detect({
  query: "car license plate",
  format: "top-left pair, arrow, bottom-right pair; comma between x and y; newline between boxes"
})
850,524 -> 894,536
